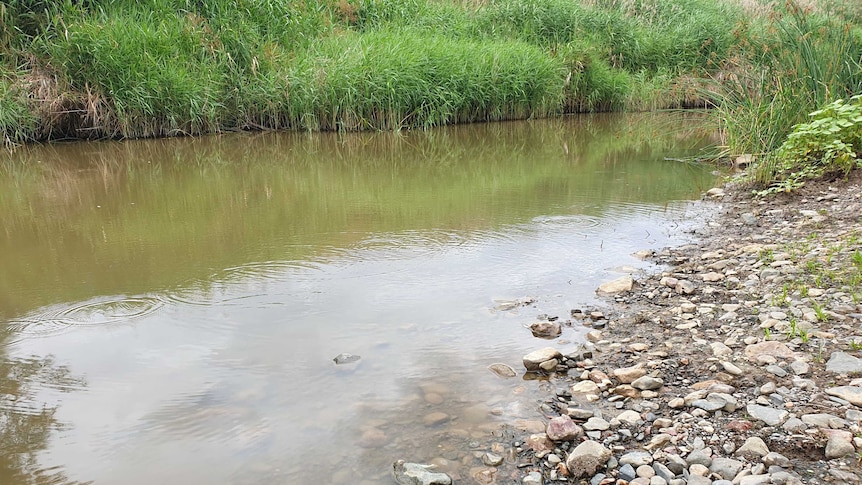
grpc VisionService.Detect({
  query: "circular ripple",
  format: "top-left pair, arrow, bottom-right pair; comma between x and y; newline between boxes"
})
11,296 -> 164,339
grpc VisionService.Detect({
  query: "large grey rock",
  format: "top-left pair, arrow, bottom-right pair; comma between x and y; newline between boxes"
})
710,457 -> 743,480
825,386 -> 862,407
686,447 -> 713,467
392,461 -> 453,485
523,347 -> 562,371
530,321 -> 562,339
746,404 -> 789,426
826,352 -> 862,374
566,440 -> 611,478
823,429 -> 856,459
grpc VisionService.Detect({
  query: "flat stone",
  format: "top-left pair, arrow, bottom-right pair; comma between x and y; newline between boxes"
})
826,352 -> 862,374
597,275 -> 633,295
789,360 -> 810,375
710,457 -> 743,480
488,363 -> 517,378
525,433 -> 554,453
721,361 -> 743,375
825,386 -> 862,407
802,413 -> 845,428
746,404 -> 788,426
632,376 -> 664,391
619,464 -> 637,481
619,451 -> 653,467
691,398 -> 724,412
744,341 -> 796,361
565,440 -> 611,478
523,348 -> 562,371
423,412 -> 450,426
617,410 -> 641,426
583,417 -> 610,431
546,415 -> 583,441
393,461 -> 453,485
614,364 -> 647,383
676,280 -> 696,294
702,272 -> 725,282
686,447 -> 712,467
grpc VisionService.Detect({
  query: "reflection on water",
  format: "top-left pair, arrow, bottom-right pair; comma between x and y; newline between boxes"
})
0,113 -> 718,484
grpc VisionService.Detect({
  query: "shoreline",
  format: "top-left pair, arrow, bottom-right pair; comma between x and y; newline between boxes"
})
493,171 -> 862,485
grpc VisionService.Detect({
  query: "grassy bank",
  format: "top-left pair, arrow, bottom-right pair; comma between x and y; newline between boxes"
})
2,0 -> 861,161
1,0 -> 745,144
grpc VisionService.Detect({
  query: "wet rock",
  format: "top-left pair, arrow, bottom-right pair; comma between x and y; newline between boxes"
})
565,440 -> 611,478
359,428 -> 388,448
826,352 -> 862,374
333,353 -> 361,364
482,452 -> 504,467
523,347 -> 562,371
423,412 -> 450,426
597,275 -> 634,295
825,386 -> 862,407
392,460 -> 453,485
487,363 -> 517,378
525,433 -> 554,453
530,321 -> 562,339
546,415 -> 583,441
571,380 -> 600,395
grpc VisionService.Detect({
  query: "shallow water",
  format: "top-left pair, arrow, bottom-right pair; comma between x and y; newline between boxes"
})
0,114 -> 718,484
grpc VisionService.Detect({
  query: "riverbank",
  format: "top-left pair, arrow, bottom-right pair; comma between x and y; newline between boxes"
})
471,172 -> 862,485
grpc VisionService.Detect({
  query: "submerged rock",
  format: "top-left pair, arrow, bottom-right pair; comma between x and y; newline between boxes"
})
392,460 -> 453,485
487,363 -> 517,378
332,353 -> 360,365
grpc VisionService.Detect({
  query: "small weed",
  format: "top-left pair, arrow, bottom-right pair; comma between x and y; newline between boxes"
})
764,327 -> 772,340
811,300 -> 829,322
850,340 -> 862,351
759,249 -> 775,264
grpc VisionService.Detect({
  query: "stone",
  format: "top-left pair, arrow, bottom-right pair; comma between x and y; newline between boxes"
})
762,452 -> 791,468
482,452 -> 504,466
653,462 -> 675,482
617,410 -> 642,426
736,437 -> 769,458
632,376 -> 664,391
691,398 -> 724,412
619,464 -> 637,481
710,457 -> 743,480
523,348 -> 562,371
686,475 -> 712,485
488,363 -> 517,378
676,280 -> 696,294
614,364 -> 647,383
789,359 -> 810,375
823,429 -> 856,459
423,412 -> 450,426
637,464 -> 656,478
571,380 -> 600,395
539,359 -> 559,371
546,415 -> 583,441
721,361 -> 743,375
825,386 -> 862,407
826,352 -> 862,374
522,471 -> 542,485
392,461 -> 453,485
746,404 -> 789,426
801,413 -> 845,428
530,321 -> 562,339
583,417 -> 610,431
744,341 -> 796,361
597,275 -> 633,295
619,451 -> 653,467
359,428 -> 388,448
333,353 -> 361,364
565,440 -> 611,478
525,434 -> 554,452
686,447 -> 713,467
702,272 -> 725,282
706,187 -> 726,197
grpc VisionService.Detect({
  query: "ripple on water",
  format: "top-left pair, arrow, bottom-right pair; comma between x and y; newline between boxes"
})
8,295 -> 164,340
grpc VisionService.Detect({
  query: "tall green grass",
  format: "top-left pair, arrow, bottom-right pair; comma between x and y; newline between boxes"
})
714,1 -> 862,186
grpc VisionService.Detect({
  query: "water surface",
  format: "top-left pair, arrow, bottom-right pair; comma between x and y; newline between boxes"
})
0,114 -> 718,484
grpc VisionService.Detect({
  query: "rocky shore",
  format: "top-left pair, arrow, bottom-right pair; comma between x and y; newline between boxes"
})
396,171 -> 862,485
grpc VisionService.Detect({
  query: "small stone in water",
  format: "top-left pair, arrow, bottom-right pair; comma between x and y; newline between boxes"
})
333,353 -> 360,365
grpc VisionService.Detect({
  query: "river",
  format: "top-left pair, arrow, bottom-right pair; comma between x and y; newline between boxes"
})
0,113 -> 719,484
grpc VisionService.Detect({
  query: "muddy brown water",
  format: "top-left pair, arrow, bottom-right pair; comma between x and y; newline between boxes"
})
0,114 -> 718,484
